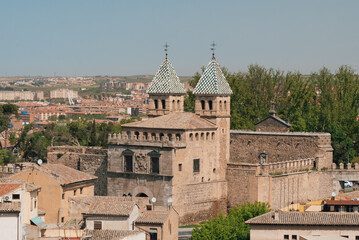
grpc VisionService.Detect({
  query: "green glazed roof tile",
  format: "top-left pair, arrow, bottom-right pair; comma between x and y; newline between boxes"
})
193,57 -> 233,95
147,57 -> 186,94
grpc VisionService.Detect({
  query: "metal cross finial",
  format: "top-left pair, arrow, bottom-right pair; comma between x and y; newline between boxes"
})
164,42 -> 169,59
269,101 -> 276,116
210,41 -> 216,59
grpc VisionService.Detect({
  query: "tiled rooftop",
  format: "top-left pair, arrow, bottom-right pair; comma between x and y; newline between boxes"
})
84,229 -> 143,240
0,202 -> 21,212
0,183 -> 21,196
147,57 -> 186,94
246,210 -> 359,226
135,210 -> 169,224
123,112 -> 216,130
80,196 -> 136,216
35,164 -> 97,185
193,57 -> 232,95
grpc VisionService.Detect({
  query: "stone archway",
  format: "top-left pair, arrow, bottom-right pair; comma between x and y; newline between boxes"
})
132,186 -> 153,199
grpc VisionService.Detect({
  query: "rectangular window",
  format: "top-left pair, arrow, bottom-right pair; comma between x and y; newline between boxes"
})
62,193 -> 65,199
193,159 -> 200,173
150,228 -> 158,240
12,194 -> 20,200
292,235 -> 297,240
178,164 -> 182,171
355,236 -> 359,240
151,157 -> 159,174
125,155 -> 133,172
341,236 -> 349,239
284,235 -> 289,240
61,217 -> 64,223
94,221 -> 102,230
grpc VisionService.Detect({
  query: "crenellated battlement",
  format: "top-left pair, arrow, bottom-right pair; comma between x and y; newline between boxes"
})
108,132 -> 186,148
256,158 -> 315,176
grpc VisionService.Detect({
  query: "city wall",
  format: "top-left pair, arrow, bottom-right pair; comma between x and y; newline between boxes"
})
47,146 -> 107,195
227,162 -> 359,210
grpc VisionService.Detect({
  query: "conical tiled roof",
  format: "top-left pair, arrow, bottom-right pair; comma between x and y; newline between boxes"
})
193,57 -> 233,95
147,57 -> 186,94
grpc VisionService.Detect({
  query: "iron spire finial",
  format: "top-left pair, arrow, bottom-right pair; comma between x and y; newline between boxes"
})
164,42 -> 169,59
210,41 -> 216,59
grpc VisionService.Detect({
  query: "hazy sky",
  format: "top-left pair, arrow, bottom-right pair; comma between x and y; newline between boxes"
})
1,0 -> 358,76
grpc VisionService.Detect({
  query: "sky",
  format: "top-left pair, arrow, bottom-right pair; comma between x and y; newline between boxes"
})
0,0 -> 359,76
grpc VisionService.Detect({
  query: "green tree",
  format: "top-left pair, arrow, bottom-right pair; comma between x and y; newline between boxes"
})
192,202 -> 270,240
0,103 -> 18,149
0,149 -> 15,166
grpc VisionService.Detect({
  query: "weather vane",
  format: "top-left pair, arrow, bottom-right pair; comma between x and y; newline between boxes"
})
164,42 -> 169,58
210,41 -> 216,58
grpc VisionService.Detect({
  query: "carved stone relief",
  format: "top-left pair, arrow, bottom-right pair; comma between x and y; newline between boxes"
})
134,153 -> 148,173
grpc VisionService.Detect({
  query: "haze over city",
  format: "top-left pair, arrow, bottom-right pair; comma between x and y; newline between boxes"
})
1,0 -> 359,76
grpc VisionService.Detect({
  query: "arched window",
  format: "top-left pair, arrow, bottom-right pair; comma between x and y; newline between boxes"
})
162,99 -> 166,109
177,100 -> 180,110
208,100 -> 213,110
206,132 -> 210,140
195,133 -> 199,141
172,100 -> 176,110
224,100 -> 227,110
189,133 -> 193,141
219,100 -> 222,111
176,133 -> 181,141
168,134 -> 172,141
201,100 -> 205,110
200,133 -> 204,140
143,132 -> 148,140
154,99 -> 158,109
159,133 -> 164,140
127,131 -> 131,139
134,131 -> 139,139
151,133 -> 156,140
211,132 -> 215,140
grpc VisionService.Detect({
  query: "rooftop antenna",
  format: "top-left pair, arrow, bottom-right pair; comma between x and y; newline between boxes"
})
164,42 -> 169,59
210,41 -> 216,59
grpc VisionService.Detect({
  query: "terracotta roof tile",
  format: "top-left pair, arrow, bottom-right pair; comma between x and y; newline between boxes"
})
79,196 -> 136,216
0,183 -> 21,196
123,112 -> 216,130
135,210 -> 169,224
84,229 -> 143,240
0,202 -> 21,212
246,210 -> 359,226
34,164 -> 97,185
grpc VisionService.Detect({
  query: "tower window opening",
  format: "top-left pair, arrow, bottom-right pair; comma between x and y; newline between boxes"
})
189,133 -> 193,141
154,99 -> 158,109
224,100 -> 227,110
195,133 -> 199,141
219,100 -> 222,111
201,100 -> 205,110
159,133 -> 164,140
206,132 -> 210,140
201,133 -> 204,140
172,100 -> 175,110
162,99 -> 166,109
134,131 -> 139,139
177,100 -> 180,110
176,133 -> 181,141
208,100 -> 213,110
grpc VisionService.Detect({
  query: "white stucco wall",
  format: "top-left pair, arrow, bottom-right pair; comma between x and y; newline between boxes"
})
0,213 -> 19,240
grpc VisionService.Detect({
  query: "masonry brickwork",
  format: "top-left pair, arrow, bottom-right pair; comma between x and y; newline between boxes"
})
47,146 -> 107,196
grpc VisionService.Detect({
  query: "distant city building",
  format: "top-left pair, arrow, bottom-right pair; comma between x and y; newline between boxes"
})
0,91 -> 44,101
50,89 -> 78,99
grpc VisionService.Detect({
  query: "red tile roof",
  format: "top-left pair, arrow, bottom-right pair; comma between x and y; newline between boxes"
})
0,183 -> 21,196
135,210 -> 169,224
0,202 -> 21,212
246,210 -> 359,226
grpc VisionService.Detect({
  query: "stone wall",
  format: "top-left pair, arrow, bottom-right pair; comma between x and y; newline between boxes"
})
47,146 -> 107,195
226,165 -> 359,210
230,130 -> 332,167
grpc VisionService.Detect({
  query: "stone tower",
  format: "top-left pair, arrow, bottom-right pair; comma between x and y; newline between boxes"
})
147,56 -> 186,118
193,56 -> 233,172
